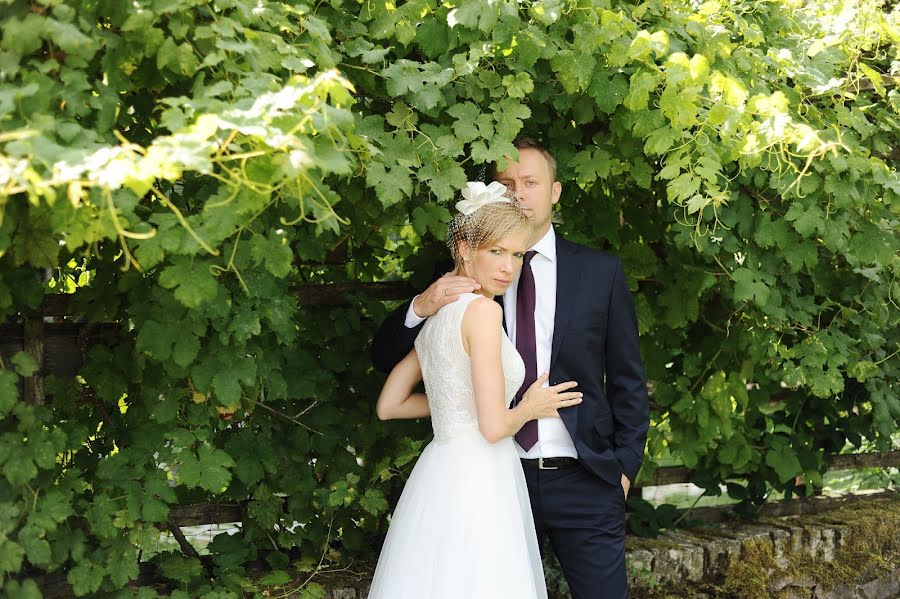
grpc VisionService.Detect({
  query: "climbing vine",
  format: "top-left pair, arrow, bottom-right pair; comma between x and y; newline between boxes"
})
0,0 -> 897,595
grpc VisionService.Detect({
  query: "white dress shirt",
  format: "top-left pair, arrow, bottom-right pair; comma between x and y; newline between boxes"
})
404,225 -> 577,458
503,226 -> 577,459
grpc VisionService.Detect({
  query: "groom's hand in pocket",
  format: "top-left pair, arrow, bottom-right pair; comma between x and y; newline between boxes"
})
621,474 -> 631,499
413,274 -> 481,318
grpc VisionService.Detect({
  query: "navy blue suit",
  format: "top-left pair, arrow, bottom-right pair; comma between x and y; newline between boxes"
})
372,235 -> 650,598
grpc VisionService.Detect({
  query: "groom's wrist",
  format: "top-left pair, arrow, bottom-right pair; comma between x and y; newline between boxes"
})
410,295 -> 425,319
404,296 -> 427,328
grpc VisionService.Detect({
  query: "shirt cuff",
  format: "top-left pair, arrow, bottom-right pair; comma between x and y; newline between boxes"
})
404,296 -> 427,328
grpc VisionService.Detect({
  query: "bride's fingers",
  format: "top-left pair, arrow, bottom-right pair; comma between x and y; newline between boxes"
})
528,373 -> 550,388
549,391 -> 581,402
550,380 -> 578,391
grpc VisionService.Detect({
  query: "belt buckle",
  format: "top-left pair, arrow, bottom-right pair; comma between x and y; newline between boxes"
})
538,457 -> 558,470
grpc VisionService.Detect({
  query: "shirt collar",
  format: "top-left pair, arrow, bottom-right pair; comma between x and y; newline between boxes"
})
530,225 -> 556,262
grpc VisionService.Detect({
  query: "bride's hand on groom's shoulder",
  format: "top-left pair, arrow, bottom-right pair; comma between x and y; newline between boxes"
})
412,274 -> 481,318
520,373 -> 583,420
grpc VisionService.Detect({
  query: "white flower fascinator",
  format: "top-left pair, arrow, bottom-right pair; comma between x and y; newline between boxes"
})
454,181 -> 510,215
445,180 -> 526,264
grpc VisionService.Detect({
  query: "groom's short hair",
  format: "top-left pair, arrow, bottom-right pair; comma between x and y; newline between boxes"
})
491,137 -> 558,182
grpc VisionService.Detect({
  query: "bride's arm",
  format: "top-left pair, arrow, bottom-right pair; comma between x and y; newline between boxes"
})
464,298 -> 535,443
464,298 -> 583,443
375,348 -> 430,420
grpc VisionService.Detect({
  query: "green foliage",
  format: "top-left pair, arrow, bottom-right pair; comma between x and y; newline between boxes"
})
0,0 -> 897,594
625,501 -> 686,539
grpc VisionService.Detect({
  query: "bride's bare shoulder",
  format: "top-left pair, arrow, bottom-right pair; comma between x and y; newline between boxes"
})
460,296 -> 501,355
462,295 -> 501,326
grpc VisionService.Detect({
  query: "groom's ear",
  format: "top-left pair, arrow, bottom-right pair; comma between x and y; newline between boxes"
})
551,181 -> 562,205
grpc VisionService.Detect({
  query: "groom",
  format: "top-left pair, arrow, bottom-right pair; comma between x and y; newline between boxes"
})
371,137 -> 650,599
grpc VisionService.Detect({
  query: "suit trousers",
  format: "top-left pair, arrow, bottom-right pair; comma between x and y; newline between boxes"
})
523,461 -> 629,599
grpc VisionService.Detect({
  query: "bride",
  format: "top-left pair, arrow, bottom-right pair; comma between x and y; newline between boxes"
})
368,182 -> 583,599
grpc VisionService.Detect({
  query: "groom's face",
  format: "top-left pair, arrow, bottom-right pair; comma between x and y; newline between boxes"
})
494,148 -> 561,243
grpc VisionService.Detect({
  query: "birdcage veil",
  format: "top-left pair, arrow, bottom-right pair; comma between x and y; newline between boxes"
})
446,181 -> 531,266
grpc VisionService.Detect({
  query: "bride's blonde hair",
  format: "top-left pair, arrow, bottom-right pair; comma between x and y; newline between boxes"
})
446,200 -> 532,268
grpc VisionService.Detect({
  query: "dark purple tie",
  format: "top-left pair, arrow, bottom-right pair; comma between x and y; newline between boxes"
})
514,250 -> 539,450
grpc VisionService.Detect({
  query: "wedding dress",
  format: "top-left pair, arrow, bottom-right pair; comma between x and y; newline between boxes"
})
368,293 -> 547,599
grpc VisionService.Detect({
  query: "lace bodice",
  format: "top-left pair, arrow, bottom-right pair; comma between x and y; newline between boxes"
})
414,293 -> 525,442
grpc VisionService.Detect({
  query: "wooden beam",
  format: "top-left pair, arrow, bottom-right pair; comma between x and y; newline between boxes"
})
830,450 -> 900,471
636,451 -> 900,489
0,322 -> 120,379
169,502 -> 243,526
857,74 -> 897,92
37,294 -> 72,317
25,281 -> 415,317
23,317 -> 44,405
674,489 -> 898,525
291,281 -> 414,306
637,465 -> 691,488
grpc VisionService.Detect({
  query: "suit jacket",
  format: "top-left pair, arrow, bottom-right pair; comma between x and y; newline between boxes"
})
371,235 -> 650,487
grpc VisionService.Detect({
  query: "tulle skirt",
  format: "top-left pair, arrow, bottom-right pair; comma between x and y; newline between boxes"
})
368,427 -> 547,599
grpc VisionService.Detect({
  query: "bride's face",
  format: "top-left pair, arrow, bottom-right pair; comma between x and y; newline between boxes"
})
461,226 -> 531,297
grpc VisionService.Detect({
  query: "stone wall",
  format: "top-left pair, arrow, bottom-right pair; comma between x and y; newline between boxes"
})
310,495 -> 899,599
624,495 -> 900,598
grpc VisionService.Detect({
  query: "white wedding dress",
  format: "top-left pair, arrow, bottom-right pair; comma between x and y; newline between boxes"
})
368,293 -> 547,599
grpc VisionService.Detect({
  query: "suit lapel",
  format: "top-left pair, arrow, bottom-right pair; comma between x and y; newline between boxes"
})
550,237 -> 580,368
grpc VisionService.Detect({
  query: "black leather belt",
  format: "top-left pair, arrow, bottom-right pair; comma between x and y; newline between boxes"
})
520,457 -> 577,470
